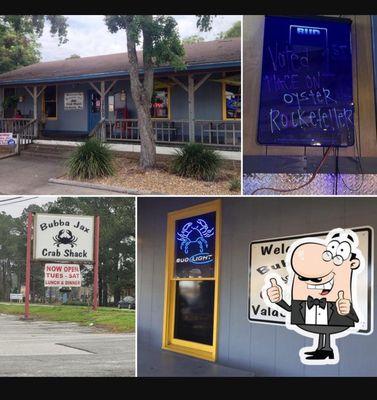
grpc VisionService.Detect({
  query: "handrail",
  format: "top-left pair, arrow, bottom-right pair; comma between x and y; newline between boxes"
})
15,118 -> 37,154
15,118 -> 37,134
88,117 -> 106,139
0,117 -> 33,122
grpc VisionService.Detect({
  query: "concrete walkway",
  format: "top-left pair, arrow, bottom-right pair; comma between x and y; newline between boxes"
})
0,314 -> 135,377
137,344 -> 254,377
0,154 -> 124,195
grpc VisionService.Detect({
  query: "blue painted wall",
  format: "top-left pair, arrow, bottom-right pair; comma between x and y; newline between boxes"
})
5,72 -> 231,134
138,197 -> 377,377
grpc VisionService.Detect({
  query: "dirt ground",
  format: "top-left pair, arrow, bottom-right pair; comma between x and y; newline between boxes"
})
67,153 -> 241,195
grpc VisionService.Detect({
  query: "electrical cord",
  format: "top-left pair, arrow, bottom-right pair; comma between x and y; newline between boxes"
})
251,146 -> 333,195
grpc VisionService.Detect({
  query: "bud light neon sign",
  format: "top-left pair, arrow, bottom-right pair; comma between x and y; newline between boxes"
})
174,212 -> 216,278
257,15 -> 354,147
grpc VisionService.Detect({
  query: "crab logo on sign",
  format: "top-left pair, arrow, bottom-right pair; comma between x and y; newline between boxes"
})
53,230 -> 78,248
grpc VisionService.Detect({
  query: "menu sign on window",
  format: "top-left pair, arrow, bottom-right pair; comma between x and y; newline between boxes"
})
174,211 -> 216,278
64,92 -> 84,110
257,15 -> 354,147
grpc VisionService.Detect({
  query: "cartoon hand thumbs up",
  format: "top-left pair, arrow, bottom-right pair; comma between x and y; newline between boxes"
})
266,277 -> 282,303
270,278 -> 278,287
336,290 -> 351,315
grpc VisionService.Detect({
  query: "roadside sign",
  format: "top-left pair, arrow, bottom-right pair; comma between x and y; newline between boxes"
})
34,213 -> 94,262
0,133 -> 15,146
44,263 -> 82,287
9,293 -> 23,300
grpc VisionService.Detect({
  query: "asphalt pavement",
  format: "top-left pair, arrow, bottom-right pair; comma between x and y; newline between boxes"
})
0,314 -> 135,377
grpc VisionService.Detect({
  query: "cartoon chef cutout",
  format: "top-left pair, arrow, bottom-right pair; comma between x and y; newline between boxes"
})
262,228 -> 365,365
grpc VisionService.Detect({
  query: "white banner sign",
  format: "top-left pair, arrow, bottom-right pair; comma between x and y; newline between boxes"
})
248,227 -> 373,334
44,264 -> 82,287
0,133 -> 15,146
9,293 -> 23,300
34,213 -> 94,262
64,92 -> 84,110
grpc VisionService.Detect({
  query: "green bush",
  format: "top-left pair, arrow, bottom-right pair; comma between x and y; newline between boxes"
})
68,138 -> 115,179
229,177 -> 241,192
171,143 -> 222,181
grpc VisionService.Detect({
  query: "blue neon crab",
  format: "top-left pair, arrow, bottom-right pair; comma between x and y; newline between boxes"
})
177,219 -> 214,254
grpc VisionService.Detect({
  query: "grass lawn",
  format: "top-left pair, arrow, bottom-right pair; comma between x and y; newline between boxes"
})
0,303 -> 134,333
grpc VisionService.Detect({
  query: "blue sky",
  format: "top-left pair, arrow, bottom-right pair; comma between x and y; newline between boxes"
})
39,15 -> 241,61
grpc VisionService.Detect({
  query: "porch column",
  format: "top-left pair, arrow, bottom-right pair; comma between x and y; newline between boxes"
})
100,81 -> 105,140
25,85 -> 45,138
188,74 -> 195,142
90,80 -> 117,141
33,86 -> 38,137
0,87 -> 4,118
171,73 -> 212,143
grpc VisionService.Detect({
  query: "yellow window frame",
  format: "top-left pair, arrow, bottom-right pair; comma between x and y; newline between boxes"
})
222,81 -> 241,121
151,85 -> 171,120
42,85 -> 58,120
162,199 -> 221,362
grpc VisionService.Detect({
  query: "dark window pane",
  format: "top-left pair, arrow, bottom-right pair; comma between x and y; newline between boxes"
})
44,86 -> 56,102
174,211 -> 216,278
45,102 -> 56,118
174,280 -> 214,345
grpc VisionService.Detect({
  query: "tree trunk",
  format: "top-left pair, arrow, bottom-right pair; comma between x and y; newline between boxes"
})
137,102 -> 155,168
125,16 -> 156,169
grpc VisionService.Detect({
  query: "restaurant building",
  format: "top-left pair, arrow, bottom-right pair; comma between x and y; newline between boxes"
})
0,38 -> 241,152
243,15 -> 377,194
137,196 -> 377,376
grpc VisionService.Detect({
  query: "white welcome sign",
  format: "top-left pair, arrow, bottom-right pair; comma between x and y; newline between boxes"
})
248,227 -> 373,334
34,214 -> 94,262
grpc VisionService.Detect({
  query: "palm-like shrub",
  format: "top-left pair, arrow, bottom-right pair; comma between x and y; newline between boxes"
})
68,138 -> 115,179
171,143 -> 222,181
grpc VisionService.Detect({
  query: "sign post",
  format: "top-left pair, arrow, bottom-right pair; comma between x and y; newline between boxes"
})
92,216 -> 100,310
24,212 -> 33,319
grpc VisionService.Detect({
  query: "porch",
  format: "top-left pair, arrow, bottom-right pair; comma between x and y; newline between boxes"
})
0,117 -> 240,152
0,39 -> 241,153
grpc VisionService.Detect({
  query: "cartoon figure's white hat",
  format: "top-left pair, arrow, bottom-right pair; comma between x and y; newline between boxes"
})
325,228 -> 359,251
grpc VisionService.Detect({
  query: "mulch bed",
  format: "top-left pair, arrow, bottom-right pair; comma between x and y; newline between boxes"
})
66,153 -> 241,195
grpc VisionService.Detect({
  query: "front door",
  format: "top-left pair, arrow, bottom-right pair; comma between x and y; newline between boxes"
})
88,90 -> 101,132
4,88 -> 16,118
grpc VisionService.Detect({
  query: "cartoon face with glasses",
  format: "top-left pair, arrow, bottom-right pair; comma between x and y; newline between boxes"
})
264,228 -> 364,365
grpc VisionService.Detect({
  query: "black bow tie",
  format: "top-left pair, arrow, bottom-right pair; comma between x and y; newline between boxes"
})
307,296 -> 327,310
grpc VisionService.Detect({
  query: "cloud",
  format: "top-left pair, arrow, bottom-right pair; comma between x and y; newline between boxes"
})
39,15 -> 241,61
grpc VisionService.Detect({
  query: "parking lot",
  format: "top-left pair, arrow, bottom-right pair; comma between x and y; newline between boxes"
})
0,314 -> 135,377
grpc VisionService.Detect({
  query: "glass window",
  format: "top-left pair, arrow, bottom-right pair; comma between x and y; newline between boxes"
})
224,83 -> 241,120
151,87 -> 169,119
44,86 -> 57,118
174,280 -> 215,345
162,200 -> 221,362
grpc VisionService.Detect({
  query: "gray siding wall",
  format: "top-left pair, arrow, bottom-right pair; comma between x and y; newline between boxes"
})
137,197 -> 377,377
5,73 -> 229,133
45,83 -> 91,132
